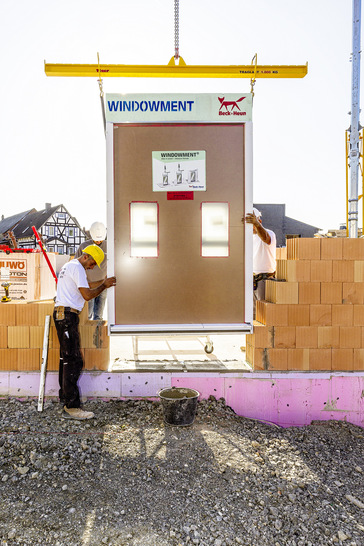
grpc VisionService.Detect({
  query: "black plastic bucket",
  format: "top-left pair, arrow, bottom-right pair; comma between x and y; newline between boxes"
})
158,387 -> 200,426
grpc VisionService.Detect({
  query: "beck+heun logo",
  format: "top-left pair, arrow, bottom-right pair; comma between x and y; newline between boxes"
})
218,96 -> 246,116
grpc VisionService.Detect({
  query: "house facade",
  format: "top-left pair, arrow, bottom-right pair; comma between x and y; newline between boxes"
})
0,204 -> 87,255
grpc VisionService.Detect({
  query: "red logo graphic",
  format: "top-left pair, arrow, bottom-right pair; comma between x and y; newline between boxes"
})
218,96 -> 246,112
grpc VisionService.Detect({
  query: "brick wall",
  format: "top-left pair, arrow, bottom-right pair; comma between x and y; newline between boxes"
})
246,238 -> 364,371
0,301 -> 109,371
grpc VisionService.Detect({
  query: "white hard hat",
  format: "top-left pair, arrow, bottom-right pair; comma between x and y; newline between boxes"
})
90,222 -> 106,241
253,207 -> 262,218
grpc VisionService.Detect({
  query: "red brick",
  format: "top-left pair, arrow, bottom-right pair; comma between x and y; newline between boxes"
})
296,326 -> 318,348
318,327 -> 340,349
310,305 -> 332,326
332,305 -> 353,326
339,326 -> 361,348
332,348 -> 354,370
299,283 -> 321,304
309,349 -> 332,370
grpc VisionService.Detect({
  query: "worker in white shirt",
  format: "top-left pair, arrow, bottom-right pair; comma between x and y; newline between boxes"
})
244,208 -> 276,317
54,244 -> 116,420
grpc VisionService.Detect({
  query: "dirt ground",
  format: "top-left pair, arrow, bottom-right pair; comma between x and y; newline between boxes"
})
0,397 -> 363,546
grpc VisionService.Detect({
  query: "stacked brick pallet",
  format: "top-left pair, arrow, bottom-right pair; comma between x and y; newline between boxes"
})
246,237 -> 364,371
0,301 -> 109,371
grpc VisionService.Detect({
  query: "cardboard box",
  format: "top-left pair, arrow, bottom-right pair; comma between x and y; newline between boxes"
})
0,305 -> 16,326
287,348 -> 309,370
342,282 -> 364,304
309,349 -> 332,370
310,305 -> 332,326
0,348 -> 17,370
296,326 -> 318,348
310,261 -> 332,282
318,326 -> 340,349
320,283 -> 343,304
353,349 -> 364,370
15,303 -> 39,326
342,239 -> 364,260
332,348 -> 354,371
265,281 -> 298,304
287,304 -> 310,326
17,349 -> 41,371
299,283 -> 321,304
320,238 -> 343,260
273,326 -> 296,348
333,260 -> 354,282
8,326 -> 30,348
84,348 -> 110,371
256,301 -> 289,326
287,238 -> 321,260
339,326 -> 361,349
0,326 -> 7,349
332,305 -> 353,326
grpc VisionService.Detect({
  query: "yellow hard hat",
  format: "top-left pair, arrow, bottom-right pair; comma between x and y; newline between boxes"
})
82,244 -> 104,267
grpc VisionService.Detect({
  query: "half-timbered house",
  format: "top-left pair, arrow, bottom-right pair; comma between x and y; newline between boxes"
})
0,204 -> 87,255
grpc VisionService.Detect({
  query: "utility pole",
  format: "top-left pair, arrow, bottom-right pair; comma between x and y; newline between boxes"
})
349,0 -> 362,238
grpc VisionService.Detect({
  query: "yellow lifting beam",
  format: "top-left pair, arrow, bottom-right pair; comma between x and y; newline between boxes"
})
44,58 -> 308,79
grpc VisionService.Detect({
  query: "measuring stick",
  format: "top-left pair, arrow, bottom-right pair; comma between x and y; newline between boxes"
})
31,225 -> 58,284
38,315 -> 51,412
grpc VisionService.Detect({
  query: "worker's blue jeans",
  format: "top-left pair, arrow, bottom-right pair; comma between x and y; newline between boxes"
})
88,290 -> 107,320
53,310 -> 83,408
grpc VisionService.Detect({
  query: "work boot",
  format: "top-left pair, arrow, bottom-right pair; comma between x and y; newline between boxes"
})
62,406 -> 95,420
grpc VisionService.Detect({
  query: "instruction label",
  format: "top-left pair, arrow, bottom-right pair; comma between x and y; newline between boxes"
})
152,151 -> 206,192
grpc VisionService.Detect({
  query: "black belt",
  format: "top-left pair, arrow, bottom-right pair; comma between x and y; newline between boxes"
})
56,306 -> 80,315
253,272 -> 276,290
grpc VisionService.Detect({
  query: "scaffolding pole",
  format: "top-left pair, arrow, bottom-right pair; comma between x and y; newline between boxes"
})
348,0 -> 362,238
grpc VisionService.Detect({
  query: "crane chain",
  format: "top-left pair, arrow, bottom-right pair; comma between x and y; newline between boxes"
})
174,0 -> 179,60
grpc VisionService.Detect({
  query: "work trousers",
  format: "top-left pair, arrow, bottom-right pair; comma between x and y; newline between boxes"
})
53,310 -> 83,408
88,289 -> 107,320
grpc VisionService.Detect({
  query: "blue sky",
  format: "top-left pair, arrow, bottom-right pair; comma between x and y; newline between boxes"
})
0,0 -> 356,233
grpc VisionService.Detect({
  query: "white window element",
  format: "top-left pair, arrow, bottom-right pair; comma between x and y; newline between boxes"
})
57,246 -> 64,255
201,202 -> 229,257
48,226 -> 55,236
130,202 -> 158,257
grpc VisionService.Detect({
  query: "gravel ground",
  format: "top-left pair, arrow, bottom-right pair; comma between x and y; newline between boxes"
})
0,397 -> 364,546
